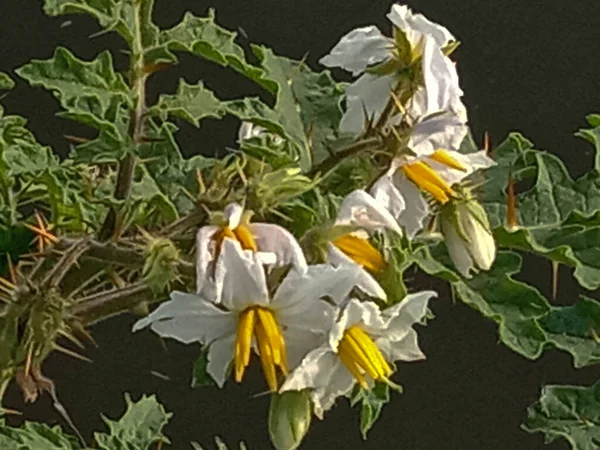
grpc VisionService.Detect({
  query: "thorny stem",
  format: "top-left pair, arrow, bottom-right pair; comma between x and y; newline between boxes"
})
70,282 -> 154,326
307,137 -> 382,179
42,238 -> 92,289
98,1 -> 148,241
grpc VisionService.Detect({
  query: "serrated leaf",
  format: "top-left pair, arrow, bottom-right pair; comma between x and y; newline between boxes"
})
522,381 -> 600,450
0,420 -> 81,450
191,351 -> 215,388
0,73 -> 15,90
94,394 -> 171,450
480,132 -> 600,289
156,10 -> 267,85
43,0 -> 138,44
414,248 -> 551,358
16,48 -> 131,140
151,80 -> 224,127
538,296 -> 600,368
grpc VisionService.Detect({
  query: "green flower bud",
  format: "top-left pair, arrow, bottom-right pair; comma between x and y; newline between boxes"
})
269,390 -> 312,450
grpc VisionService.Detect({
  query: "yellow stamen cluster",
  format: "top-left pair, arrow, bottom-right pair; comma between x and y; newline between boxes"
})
337,326 -> 392,388
332,234 -> 387,273
402,150 -> 467,204
235,306 -> 288,392
212,224 -> 258,259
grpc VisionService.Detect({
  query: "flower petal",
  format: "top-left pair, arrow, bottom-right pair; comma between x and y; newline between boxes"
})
207,334 -> 235,387
284,327 -> 329,370
387,4 -> 454,48
319,26 -> 391,76
280,346 -> 354,419
328,298 -> 388,352
409,110 -> 467,157
340,73 -> 397,134
370,170 -> 406,218
195,225 -> 219,294
379,290 -> 436,340
248,223 -> 308,274
392,170 -> 430,238
218,239 -> 270,310
223,203 -> 244,229
421,37 -> 463,116
375,329 -> 425,362
336,189 -> 402,235
318,248 -> 387,302
132,291 -> 236,344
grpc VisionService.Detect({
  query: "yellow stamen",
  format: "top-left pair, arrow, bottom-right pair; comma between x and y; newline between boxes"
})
235,308 -> 256,382
337,341 -> 368,388
338,325 -> 391,386
402,161 -> 456,204
212,224 -> 258,261
234,306 -> 288,392
348,327 -> 392,377
430,149 -> 467,172
332,234 -> 386,273
233,224 -> 258,252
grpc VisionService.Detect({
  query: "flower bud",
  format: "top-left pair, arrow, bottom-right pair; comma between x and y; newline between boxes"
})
440,198 -> 496,277
269,390 -> 312,450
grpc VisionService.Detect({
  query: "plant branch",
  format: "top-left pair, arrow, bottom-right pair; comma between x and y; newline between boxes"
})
70,282 -> 154,326
307,137 -> 382,179
41,238 -> 92,289
98,1 -> 148,241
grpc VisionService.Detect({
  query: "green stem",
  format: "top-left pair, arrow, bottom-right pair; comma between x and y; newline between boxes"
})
98,1 -> 148,241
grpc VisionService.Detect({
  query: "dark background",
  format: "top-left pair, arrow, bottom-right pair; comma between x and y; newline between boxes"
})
1,1 -> 599,449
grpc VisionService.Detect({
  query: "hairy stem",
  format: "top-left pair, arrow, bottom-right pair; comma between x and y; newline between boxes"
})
98,1 -> 148,241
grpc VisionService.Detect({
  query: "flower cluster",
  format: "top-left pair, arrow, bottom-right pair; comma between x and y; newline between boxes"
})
133,3 -> 499,447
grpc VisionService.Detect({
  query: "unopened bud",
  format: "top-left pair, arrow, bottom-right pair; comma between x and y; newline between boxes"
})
269,390 -> 312,450
440,197 -> 496,277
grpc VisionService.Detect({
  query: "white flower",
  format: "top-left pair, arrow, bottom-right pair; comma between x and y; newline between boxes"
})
320,4 -> 461,134
325,190 -> 402,301
134,239 -> 364,392
196,202 -> 306,296
238,121 -> 283,145
440,198 -> 496,277
280,291 -> 436,418
371,149 -> 495,237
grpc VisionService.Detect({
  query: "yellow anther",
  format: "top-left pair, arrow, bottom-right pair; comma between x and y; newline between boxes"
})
338,326 -> 392,386
234,306 -> 288,392
233,224 -> 258,252
430,149 -> 467,172
402,161 -> 456,204
235,308 -> 256,382
332,234 -> 386,273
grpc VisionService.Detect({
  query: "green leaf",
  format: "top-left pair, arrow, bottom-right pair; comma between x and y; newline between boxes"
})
576,114 -> 600,170
43,0 -> 139,45
538,296 -> 600,368
0,420 -> 81,450
0,73 -> 14,90
480,132 -> 600,289
16,48 -> 131,138
94,394 -> 172,450
151,80 -> 224,127
414,248 -> 551,359
349,383 -> 390,439
191,351 -> 216,388
522,381 -> 600,450
157,10 -> 267,85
